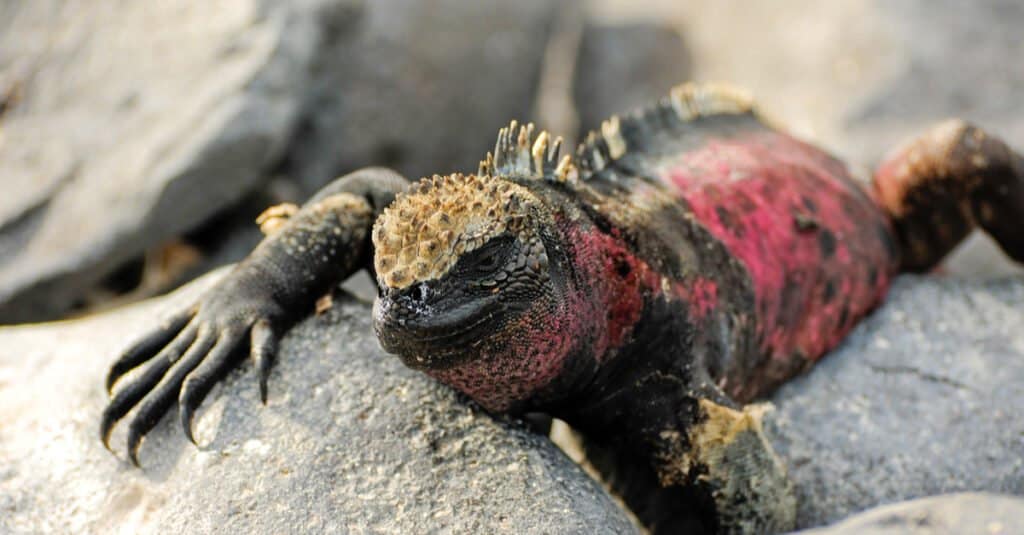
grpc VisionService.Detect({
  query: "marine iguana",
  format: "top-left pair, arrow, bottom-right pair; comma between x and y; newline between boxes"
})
99,83 -> 1024,534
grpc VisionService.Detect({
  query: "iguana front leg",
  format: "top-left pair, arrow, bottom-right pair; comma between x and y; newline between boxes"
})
100,167 -> 409,466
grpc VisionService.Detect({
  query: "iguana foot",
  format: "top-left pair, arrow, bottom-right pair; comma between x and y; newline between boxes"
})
100,278 -> 285,466
99,167 -> 407,467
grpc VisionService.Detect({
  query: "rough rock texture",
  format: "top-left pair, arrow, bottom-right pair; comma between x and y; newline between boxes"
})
2,271 -> 1023,532
0,270 -> 637,534
844,0 -> 1024,163
802,493 -> 1024,535
283,0 -> 562,193
766,276 -> 1024,529
0,0 -> 354,323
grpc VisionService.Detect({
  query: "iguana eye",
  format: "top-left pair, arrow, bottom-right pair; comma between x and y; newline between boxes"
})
473,247 -> 504,274
465,236 -> 513,276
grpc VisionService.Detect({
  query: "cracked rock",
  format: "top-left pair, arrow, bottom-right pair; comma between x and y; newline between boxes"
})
766,275 -> 1024,529
0,270 -> 637,534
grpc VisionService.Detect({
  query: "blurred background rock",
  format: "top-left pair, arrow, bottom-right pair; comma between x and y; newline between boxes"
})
2,0 -> 1022,324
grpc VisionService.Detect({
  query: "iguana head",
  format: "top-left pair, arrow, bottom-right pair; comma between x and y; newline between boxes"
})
371,172 -> 582,412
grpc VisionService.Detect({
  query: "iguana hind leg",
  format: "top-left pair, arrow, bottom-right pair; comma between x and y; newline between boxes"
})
872,119 -> 1024,271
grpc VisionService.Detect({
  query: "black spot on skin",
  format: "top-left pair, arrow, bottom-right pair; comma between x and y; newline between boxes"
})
780,273 -> 805,325
818,229 -> 836,259
838,305 -> 849,328
823,280 -> 836,303
868,267 -> 878,286
715,205 -> 745,238
759,181 -> 778,201
736,191 -> 758,212
793,212 -> 818,232
616,257 -> 632,278
801,196 -> 817,213
716,205 -> 733,227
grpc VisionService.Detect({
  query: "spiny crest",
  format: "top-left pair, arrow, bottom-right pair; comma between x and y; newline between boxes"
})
478,120 -> 578,183
576,82 -> 758,176
665,82 -> 754,121
575,115 -> 626,177
373,173 -> 539,289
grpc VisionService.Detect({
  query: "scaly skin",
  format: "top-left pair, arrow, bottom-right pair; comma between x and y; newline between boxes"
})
99,83 -> 1024,534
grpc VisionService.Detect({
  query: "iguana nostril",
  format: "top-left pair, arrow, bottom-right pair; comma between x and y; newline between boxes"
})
412,284 -> 428,303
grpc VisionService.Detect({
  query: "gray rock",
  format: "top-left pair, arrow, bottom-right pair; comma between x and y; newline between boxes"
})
573,22 -> 691,134
766,276 -> 1024,529
284,0 -> 563,194
846,0 -> 1024,159
0,0 -> 573,323
0,0 -> 356,323
800,493 -> 1024,535
0,270 -> 637,534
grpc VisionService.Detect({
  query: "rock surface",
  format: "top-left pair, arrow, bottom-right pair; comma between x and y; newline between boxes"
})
282,0 -> 562,194
572,22 -> 691,135
2,272 -> 1023,533
801,493 -> 1024,535
0,270 -> 637,534
0,0 -> 570,324
766,276 -> 1024,529
0,0 -> 352,323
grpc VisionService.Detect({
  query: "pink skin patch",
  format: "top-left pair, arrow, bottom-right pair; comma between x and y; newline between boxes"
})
664,131 -> 897,371
426,295 -> 583,412
568,225 -> 661,354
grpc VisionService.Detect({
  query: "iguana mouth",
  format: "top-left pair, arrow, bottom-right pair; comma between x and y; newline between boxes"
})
372,291 -> 519,369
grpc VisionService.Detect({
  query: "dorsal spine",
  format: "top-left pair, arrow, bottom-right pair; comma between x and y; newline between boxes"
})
479,120 -> 577,183
575,82 -> 758,177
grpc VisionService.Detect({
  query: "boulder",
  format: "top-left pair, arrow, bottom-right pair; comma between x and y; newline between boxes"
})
801,493 -> 1024,535
0,270 -> 637,534
572,22 -> 691,135
2,270 -> 1023,532
0,0 -> 567,324
282,0 -> 563,194
766,276 -> 1024,529
0,0 -> 356,323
